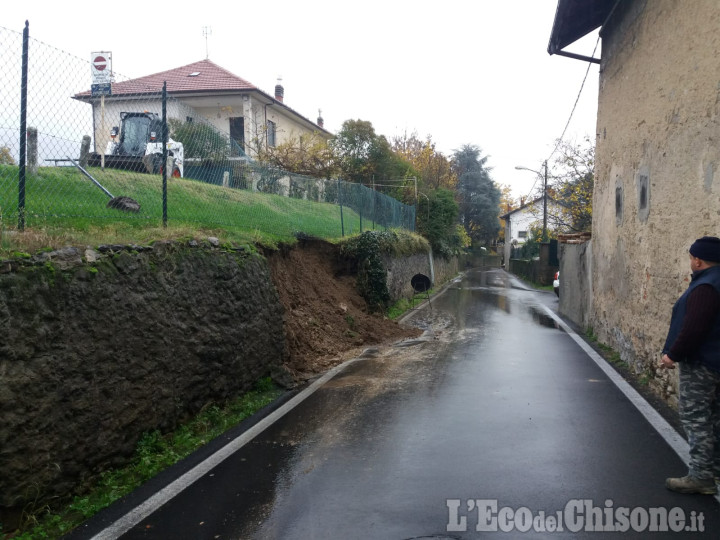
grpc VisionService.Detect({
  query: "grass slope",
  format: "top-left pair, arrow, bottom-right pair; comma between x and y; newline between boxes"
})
0,164 -> 368,252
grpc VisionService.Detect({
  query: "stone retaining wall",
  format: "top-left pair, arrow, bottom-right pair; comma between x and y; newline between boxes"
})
384,252 -> 460,302
0,239 -> 462,526
0,241 -> 287,525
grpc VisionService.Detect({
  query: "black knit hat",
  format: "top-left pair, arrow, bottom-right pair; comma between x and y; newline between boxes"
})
689,236 -> 720,262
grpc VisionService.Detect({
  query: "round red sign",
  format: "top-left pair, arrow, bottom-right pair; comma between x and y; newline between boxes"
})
93,56 -> 107,71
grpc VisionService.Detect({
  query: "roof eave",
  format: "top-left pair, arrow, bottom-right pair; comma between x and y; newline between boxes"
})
72,87 -> 332,135
547,0 -> 619,60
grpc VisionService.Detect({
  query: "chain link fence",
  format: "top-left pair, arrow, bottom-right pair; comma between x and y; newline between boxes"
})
0,23 -> 415,243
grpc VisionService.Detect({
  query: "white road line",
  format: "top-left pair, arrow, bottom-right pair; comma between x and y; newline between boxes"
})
92,278 -> 719,539
540,304 -> 720,505
539,304 -> 690,463
91,357 -> 361,540
409,275 -> 694,466
93,275 -> 462,539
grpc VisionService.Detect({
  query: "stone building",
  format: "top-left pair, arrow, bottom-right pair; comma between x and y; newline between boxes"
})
549,0 -> 720,400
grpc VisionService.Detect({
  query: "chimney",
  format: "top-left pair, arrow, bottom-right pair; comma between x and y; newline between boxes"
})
274,77 -> 284,102
317,108 -> 324,128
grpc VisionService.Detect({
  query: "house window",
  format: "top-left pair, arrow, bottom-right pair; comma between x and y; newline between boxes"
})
518,230 -> 528,239
186,116 -> 193,123
637,169 -> 650,223
639,177 -> 648,209
229,117 -> 245,156
267,120 -> 276,147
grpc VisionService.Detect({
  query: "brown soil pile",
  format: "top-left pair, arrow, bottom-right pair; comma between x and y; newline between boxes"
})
266,238 -> 420,379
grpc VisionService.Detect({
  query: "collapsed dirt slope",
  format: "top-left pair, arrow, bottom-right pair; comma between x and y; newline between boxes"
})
266,238 -> 420,378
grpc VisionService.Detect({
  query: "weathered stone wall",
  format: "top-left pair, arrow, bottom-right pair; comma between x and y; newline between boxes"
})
384,253 -> 430,302
592,0 -> 720,400
0,238 -> 459,524
384,252 -> 460,302
0,241 -> 287,522
558,241 -> 593,330
433,255 -> 460,288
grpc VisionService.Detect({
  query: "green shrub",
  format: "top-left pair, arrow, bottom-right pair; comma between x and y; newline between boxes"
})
341,231 -> 392,312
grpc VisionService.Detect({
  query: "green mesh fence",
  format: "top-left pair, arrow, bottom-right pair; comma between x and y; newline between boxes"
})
0,23 -> 415,243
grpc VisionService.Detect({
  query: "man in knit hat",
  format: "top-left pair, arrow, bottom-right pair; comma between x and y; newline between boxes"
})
661,236 -> 720,494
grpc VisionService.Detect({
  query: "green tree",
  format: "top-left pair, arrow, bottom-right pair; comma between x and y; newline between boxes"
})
391,131 -> 456,190
453,145 -> 501,245
169,119 -> 230,161
497,183 -> 518,243
516,223 -> 545,259
416,188 -> 462,258
550,136 -> 594,232
0,146 -> 15,165
256,132 -> 339,179
331,119 -> 416,188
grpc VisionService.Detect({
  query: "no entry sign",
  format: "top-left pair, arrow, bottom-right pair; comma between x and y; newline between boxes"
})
90,51 -> 111,84
93,56 -> 107,71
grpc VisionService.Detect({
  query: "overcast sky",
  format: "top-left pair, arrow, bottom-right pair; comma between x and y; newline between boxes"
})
5,0 -> 600,200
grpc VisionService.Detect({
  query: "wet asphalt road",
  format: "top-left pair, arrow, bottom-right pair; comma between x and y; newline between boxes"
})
77,268 -> 720,539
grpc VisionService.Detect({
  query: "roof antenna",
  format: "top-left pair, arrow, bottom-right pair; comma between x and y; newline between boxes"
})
202,26 -> 212,59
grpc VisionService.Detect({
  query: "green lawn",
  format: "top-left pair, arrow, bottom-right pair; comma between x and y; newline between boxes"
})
0,164 -> 369,252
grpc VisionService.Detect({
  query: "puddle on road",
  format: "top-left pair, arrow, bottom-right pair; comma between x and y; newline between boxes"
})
417,269 -> 566,333
527,305 -> 562,329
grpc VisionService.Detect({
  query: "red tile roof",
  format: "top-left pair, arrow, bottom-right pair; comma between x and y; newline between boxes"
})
111,59 -> 257,95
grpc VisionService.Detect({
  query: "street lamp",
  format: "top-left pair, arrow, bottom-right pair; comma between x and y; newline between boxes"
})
515,160 -> 548,242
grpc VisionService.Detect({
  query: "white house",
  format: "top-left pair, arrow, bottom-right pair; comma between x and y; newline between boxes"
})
500,196 -> 566,263
74,59 -> 332,159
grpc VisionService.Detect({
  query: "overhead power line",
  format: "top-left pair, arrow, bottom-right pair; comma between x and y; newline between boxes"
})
545,34 -> 601,165
522,34 -> 601,204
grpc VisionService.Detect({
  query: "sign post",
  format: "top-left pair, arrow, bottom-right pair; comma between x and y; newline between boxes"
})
91,52 -> 112,169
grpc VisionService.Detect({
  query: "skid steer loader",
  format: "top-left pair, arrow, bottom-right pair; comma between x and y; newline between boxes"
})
89,112 -> 184,177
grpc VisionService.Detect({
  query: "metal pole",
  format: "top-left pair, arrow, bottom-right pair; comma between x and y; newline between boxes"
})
100,94 -> 106,170
18,21 -> 29,231
542,160 -> 548,242
162,82 -> 168,227
372,177 -> 376,230
338,179 -> 344,237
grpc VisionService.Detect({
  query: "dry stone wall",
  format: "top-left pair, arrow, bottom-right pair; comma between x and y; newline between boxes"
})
383,252 -> 460,302
0,240 -> 287,522
384,253 -> 432,302
0,238 -> 461,525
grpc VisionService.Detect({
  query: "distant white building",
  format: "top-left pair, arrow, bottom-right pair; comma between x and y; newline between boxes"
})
500,196 -> 566,262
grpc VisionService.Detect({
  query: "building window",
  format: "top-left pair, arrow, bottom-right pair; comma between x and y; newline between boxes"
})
186,116 -> 193,123
518,230 -> 528,239
229,117 -> 245,156
639,177 -> 648,209
637,168 -> 650,223
267,120 -> 276,147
